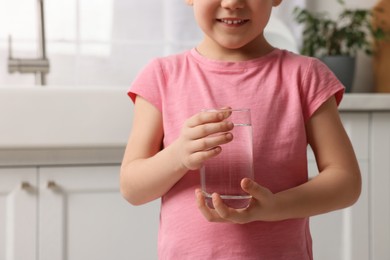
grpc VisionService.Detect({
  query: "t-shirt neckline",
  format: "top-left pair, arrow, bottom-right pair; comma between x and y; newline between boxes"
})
189,48 -> 281,70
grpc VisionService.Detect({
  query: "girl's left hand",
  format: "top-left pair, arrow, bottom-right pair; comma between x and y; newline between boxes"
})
195,178 -> 281,224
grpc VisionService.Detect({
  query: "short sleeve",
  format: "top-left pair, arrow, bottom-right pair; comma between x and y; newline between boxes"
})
127,58 -> 165,112
300,58 -> 345,121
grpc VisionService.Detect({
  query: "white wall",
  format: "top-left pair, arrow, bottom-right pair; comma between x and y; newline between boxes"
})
0,0 -> 379,92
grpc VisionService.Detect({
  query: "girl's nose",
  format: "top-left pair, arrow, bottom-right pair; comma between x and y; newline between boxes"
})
221,0 -> 245,10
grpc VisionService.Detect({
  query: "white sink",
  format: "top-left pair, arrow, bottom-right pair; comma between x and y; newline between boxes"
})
0,86 -> 132,149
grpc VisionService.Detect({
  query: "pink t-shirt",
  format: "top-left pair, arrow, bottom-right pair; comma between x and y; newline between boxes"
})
128,48 -> 344,260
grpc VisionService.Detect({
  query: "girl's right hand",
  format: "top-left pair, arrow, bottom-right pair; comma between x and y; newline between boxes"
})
174,109 -> 234,171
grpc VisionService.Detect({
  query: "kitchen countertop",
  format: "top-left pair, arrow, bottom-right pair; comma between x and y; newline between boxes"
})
0,87 -> 131,166
339,93 -> 390,111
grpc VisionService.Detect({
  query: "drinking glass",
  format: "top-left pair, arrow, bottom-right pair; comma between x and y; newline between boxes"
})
200,108 -> 254,209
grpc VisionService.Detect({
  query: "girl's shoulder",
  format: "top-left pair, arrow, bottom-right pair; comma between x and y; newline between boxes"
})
277,49 -> 318,66
151,50 -> 192,67
276,49 -> 332,76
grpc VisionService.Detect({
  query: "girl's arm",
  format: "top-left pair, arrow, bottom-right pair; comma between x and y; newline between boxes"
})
120,96 -> 234,205
196,96 -> 362,223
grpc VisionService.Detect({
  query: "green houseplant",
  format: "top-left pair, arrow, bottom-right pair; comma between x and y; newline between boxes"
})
293,0 -> 387,92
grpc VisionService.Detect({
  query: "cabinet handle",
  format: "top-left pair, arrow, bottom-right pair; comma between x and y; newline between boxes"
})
47,181 -> 56,189
20,181 -> 31,189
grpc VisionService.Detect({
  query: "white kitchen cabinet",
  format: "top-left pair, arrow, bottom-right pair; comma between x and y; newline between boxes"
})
0,168 -> 38,260
308,113 -> 370,260
38,165 -> 159,260
370,112 -> 390,260
0,165 -> 160,260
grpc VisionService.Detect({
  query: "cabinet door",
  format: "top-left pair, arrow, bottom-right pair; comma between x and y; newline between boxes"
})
308,113 -> 370,260
0,168 -> 37,260
38,165 -> 159,260
371,112 -> 390,260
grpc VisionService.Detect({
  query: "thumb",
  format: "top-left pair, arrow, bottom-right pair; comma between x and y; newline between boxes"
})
241,178 -> 269,198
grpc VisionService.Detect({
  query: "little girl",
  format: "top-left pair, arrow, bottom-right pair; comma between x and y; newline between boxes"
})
120,0 -> 361,259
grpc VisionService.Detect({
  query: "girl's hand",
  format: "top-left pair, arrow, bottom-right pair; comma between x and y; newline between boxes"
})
174,109 -> 234,171
195,178 -> 280,224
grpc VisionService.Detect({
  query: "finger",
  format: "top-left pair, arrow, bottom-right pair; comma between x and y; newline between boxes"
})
190,131 -> 233,152
211,193 -> 231,218
186,110 -> 228,128
241,178 -> 274,215
186,146 -> 222,169
215,107 -> 233,120
195,189 -> 226,223
212,193 -> 249,224
241,178 -> 269,198
193,120 -> 234,138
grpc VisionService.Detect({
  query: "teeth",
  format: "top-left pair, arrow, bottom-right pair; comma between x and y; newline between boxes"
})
221,19 -> 245,25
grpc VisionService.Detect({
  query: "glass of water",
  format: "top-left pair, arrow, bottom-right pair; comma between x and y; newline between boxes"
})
200,108 -> 254,209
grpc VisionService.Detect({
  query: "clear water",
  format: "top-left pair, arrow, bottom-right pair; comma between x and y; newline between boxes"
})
203,192 -> 252,209
201,122 -> 253,208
